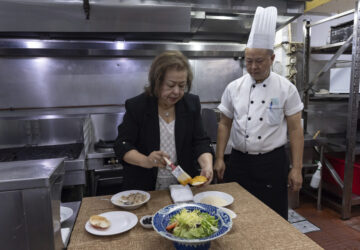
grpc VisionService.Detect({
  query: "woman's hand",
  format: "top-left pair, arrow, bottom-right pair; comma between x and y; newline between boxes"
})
200,165 -> 213,186
146,151 -> 169,168
198,153 -> 213,186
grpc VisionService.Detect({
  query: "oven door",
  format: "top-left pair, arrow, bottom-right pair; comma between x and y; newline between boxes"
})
88,158 -> 123,196
94,168 -> 124,196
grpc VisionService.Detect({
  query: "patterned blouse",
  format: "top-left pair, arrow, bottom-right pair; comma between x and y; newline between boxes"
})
155,116 -> 178,190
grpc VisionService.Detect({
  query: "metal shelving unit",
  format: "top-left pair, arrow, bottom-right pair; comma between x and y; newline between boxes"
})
303,1 -> 360,219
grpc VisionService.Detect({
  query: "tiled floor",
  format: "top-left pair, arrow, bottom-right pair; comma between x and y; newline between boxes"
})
295,194 -> 360,249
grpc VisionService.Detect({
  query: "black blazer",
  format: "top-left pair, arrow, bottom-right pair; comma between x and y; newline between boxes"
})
114,92 -> 212,191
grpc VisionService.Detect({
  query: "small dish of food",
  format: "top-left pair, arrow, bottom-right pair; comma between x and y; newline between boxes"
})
140,215 -> 153,229
190,176 -> 208,186
111,190 -> 150,210
193,191 -> 234,207
152,203 -> 232,250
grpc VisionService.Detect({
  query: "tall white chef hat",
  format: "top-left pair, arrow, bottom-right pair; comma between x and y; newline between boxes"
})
247,6 -> 278,50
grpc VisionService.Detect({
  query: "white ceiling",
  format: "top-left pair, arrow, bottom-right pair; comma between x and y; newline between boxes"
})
309,0 -> 357,14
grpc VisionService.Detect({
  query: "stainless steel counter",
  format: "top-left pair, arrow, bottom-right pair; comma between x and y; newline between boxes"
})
0,158 -> 65,190
63,149 -> 86,187
0,158 -> 65,250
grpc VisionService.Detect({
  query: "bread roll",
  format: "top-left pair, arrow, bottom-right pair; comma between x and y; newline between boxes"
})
89,215 -> 111,229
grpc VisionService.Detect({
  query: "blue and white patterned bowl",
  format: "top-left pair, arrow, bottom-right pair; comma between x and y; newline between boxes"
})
152,203 -> 232,250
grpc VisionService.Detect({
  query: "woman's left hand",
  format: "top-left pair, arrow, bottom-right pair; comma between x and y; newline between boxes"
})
200,165 -> 213,186
197,152 -> 214,186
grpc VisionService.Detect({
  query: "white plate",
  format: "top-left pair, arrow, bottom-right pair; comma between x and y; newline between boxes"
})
60,206 -> 73,223
219,207 -> 237,219
85,211 -> 138,236
193,191 -> 234,207
111,190 -> 150,210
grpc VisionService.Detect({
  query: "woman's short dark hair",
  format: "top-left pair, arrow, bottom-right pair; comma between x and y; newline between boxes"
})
145,51 -> 193,97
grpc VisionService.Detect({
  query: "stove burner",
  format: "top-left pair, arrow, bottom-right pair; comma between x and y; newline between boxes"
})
0,143 -> 84,162
94,140 -> 115,153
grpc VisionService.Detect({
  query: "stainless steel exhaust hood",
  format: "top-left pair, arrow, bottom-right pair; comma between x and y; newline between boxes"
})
0,1 -> 191,33
0,0 -> 306,43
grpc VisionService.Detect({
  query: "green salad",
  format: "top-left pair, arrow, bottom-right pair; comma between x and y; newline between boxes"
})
166,209 -> 219,239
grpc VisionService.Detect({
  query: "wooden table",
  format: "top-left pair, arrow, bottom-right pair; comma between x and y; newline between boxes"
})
68,182 -> 322,250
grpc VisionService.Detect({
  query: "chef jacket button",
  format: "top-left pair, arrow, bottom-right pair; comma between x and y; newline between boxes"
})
266,184 -> 272,188
258,136 -> 261,139
246,135 -> 249,138
263,84 -> 266,87
122,141 -> 126,144
250,100 -> 254,104
252,84 -> 256,88
248,117 -> 251,120
262,100 -> 265,104
259,117 -> 263,121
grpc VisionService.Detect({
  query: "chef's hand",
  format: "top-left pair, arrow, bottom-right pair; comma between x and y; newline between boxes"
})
200,165 -> 213,186
214,158 -> 226,182
146,151 -> 169,168
288,167 -> 303,192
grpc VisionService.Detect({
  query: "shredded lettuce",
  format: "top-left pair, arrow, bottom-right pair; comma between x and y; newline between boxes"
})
169,209 -> 218,239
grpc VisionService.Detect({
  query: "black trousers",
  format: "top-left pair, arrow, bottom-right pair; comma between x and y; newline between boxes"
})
224,146 -> 289,220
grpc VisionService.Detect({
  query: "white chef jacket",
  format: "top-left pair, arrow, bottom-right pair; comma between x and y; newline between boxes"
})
218,72 -> 303,154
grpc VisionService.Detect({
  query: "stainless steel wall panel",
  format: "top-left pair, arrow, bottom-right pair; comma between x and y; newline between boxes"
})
37,118 -> 84,145
0,56 -> 241,110
0,118 -> 84,147
192,58 -> 242,102
0,120 -> 31,147
0,57 -> 151,109
90,113 -> 125,142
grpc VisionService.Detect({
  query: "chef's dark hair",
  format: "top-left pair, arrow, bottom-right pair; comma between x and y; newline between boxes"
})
145,51 -> 193,97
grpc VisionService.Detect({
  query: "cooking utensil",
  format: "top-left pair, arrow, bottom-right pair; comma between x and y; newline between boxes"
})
163,157 -> 192,186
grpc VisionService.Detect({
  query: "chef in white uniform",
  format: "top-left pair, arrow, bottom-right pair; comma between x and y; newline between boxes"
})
214,6 -> 304,219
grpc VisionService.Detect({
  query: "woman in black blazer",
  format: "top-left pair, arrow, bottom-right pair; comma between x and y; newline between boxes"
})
114,51 -> 213,191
